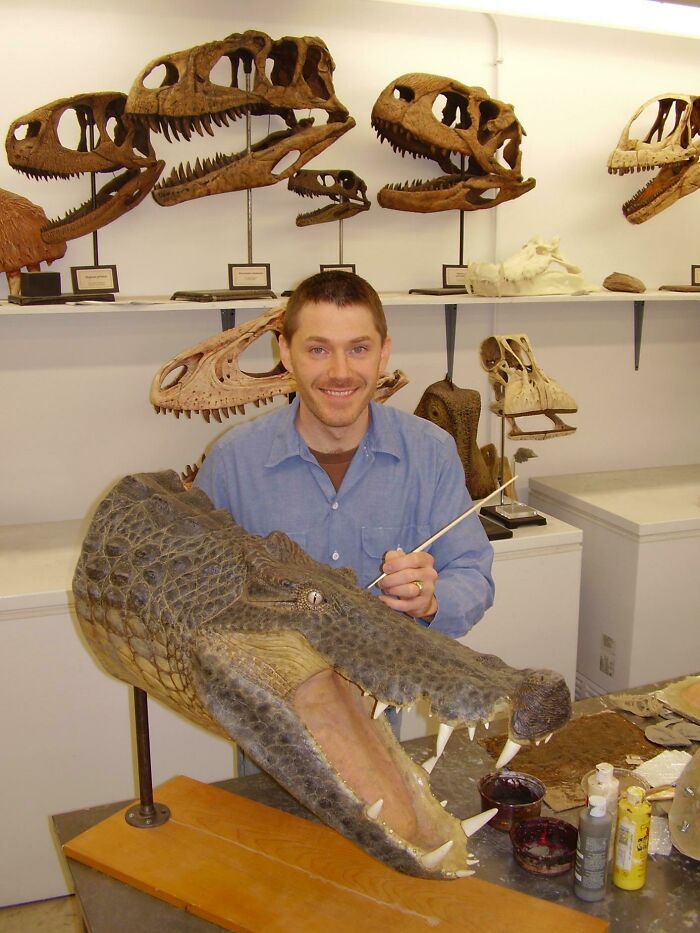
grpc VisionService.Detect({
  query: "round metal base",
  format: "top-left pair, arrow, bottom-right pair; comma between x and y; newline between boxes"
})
125,802 -> 171,829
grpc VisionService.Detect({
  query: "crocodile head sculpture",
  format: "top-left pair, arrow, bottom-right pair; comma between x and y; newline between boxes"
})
371,74 -> 535,212
288,169 -> 370,226
0,188 -> 67,295
126,31 -> 354,206
5,92 -> 164,243
73,470 -> 572,879
608,94 -> 700,224
151,305 -> 408,422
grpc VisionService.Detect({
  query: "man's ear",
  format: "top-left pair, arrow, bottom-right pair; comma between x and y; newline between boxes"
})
278,334 -> 293,373
380,335 -> 392,370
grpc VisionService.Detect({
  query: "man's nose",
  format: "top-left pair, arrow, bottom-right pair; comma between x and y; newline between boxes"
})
329,350 -> 350,378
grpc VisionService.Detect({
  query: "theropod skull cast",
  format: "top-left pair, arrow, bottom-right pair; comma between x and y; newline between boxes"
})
371,74 -> 535,212
126,31 -> 354,206
73,470 -> 572,878
288,169 -> 370,226
608,93 -> 700,223
6,92 -> 164,243
151,305 -> 408,423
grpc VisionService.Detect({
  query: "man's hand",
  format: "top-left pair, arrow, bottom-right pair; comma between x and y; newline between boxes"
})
377,549 -> 438,621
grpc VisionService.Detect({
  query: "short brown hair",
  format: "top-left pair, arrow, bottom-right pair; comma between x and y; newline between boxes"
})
282,271 -> 387,342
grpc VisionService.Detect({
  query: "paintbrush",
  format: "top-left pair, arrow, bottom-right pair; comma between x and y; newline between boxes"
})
366,476 -> 518,590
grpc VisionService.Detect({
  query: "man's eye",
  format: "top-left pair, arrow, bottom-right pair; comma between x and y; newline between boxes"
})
309,346 -> 327,356
350,345 -> 368,355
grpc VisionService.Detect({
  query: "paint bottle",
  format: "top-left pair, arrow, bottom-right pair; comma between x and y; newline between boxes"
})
574,794 -> 611,901
612,785 -> 651,890
586,762 -> 619,860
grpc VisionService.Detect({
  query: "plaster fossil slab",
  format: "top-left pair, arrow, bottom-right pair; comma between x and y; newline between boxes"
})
73,470 -> 572,878
126,31 -> 354,206
608,93 -> 700,223
656,675 -> 700,726
464,236 -> 598,297
6,92 -> 164,243
371,73 -> 535,212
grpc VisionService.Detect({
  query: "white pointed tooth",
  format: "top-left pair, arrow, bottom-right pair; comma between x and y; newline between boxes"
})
366,798 -> 384,820
484,721 -> 490,730
496,738 -> 523,769
362,690 -> 369,696
545,732 -> 553,744
468,725 -> 476,741
373,700 -> 389,719
535,739 -> 541,746
436,723 -> 454,757
455,869 -> 475,877
462,807 -> 498,837
467,858 -> 480,865
422,755 -> 438,774
440,800 -> 448,808
419,839 -> 453,870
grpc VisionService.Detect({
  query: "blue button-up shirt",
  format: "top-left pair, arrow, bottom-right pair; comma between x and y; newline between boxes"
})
195,399 -> 494,638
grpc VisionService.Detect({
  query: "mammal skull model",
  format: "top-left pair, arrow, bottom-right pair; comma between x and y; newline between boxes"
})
371,73 -> 535,212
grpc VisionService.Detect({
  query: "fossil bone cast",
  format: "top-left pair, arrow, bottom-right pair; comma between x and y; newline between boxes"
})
480,334 -> 578,440
603,272 -> 646,293
6,93 -> 164,244
464,236 -> 598,297
608,94 -> 700,224
126,31 -> 354,206
414,378 -> 496,501
0,188 -> 67,296
288,169 -> 370,226
371,73 -> 535,212
151,305 -> 408,422
73,470 -> 572,878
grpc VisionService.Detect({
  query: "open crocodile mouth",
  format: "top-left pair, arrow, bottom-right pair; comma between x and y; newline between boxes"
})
38,163 -> 164,244
609,158 -> 695,220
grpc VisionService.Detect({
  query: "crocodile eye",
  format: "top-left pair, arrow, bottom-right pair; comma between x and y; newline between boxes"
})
305,589 -> 325,608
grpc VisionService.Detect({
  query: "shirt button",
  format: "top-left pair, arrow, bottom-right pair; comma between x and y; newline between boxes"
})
331,501 -> 339,510
331,551 -> 340,561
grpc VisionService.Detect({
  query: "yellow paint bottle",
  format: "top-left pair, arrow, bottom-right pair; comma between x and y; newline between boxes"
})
612,785 -> 651,891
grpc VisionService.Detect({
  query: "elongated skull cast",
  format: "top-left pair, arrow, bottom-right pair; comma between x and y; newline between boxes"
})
371,74 -> 535,212
288,169 -> 370,225
151,306 -> 408,422
608,94 -> 700,223
126,31 -> 354,206
6,92 -> 164,243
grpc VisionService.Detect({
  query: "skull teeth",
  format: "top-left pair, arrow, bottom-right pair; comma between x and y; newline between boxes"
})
419,840 -> 453,870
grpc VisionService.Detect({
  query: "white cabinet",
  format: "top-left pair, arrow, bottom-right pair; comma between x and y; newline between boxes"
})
529,466 -> 700,698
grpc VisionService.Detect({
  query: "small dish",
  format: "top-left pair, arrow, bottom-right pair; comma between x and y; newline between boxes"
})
478,770 -> 546,832
510,816 -> 578,876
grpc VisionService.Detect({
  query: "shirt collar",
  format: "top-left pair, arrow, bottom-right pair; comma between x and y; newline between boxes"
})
265,398 -> 403,467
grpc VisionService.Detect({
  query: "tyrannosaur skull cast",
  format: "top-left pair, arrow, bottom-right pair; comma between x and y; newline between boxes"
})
73,470 -> 572,878
6,93 -> 164,243
608,94 -> 700,223
126,31 -> 355,206
371,74 -> 535,212
151,305 -> 408,422
288,169 -> 370,226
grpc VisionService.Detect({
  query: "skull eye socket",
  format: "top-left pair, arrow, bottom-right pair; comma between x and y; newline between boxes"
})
393,85 -> 414,103
305,589 -> 325,608
142,61 -> 180,90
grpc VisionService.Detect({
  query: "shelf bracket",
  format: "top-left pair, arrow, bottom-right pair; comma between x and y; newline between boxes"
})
221,308 -> 237,331
445,303 -> 457,381
633,300 -> 644,371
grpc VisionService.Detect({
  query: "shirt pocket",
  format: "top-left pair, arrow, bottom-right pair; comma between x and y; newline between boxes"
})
360,524 -> 431,586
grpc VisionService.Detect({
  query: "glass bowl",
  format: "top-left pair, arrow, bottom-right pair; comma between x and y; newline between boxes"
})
478,770 -> 546,832
510,816 -> 578,876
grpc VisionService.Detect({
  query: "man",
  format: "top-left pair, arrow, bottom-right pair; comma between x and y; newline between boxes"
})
195,271 -> 494,638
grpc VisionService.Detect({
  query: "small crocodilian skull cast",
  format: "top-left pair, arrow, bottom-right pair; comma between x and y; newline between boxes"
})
151,305 -> 408,422
288,169 -> 370,226
480,334 -> 577,440
126,30 -> 355,206
5,92 -> 164,244
608,93 -> 700,224
371,73 -> 535,212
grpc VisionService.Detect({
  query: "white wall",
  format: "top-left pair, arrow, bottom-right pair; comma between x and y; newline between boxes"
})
2,0 -> 700,524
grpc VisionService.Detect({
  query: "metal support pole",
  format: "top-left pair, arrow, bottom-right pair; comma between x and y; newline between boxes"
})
88,123 -> 99,267
125,686 -> 171,828
245,66 -> 253,264
633,300 -> 645,371
444,303 -> 457,382
338,218 -> 344,264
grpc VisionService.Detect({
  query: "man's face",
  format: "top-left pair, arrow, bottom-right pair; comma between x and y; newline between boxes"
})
278,300 -> 391,437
